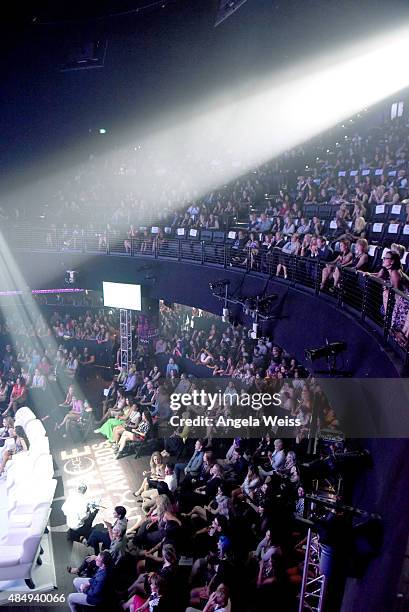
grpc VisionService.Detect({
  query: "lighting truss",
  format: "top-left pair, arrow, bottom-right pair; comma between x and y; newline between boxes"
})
214,0 -> 249,27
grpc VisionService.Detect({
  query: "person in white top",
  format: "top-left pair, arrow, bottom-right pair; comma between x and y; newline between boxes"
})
62,484 -> 93,541
31,368 -> 46,390
141,464 -> 177,515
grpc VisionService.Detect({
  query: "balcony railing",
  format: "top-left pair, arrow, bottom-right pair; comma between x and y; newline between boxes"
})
8,226 -> 409,367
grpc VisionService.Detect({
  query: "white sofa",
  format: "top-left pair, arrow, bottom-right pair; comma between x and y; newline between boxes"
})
5,439 -> 51,489
14,407 -> 37,430
25,419 -> 46,441
0,507 -> 51,588
0,416 -> 56,589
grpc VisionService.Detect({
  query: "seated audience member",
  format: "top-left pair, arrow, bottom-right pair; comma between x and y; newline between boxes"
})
122,573 -> 169,612
66,352 -> 79,378
253,434 -> 274,463
68,524 -> 126,576
31,368 -> 46,390
186,583 -> 231,612
140,464 -> 177,515
96,400 -> 140,442
62,484 -> 97,544
233,464 -> 261,502
316,236 -> 333,262
0,378 -> 10,412
164,409 -> 191,456
67,550 -> 113,612
276,450 -> 300,487
175,439 -> 205,485
4,376 -> 26,415
55,395 -> 84,437
114,410 -> 153,458
349,238 -> 369,272
84,506 -> 127,555
59,384 -> 75,408
229,447 -> 249,483
258,439 -> 286,477
320,238 -> 353,290
188,536 -> 233,607
166,357 -> 180,378
133,451 -> 166,498
98,387 -> 127,425
123,367 -> 138,395
183,480 -> 231,522
0,425 -> 29,476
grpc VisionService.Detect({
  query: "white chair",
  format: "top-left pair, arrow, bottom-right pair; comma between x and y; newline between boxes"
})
14,407 -> 36,430
0,507 -> 51,588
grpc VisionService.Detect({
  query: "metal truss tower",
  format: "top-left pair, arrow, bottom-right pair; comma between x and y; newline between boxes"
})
119,309 -> 132,371
298,528 -> 326,612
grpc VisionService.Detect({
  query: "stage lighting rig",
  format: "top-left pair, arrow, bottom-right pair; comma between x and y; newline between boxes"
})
305,341 -> 347,375
65,270 -> 79,286
209,279 -> 230,297
257,294 -> 279,316
305,342 -> 347,361
210,279 -> 231,322
210,281 -> 278,326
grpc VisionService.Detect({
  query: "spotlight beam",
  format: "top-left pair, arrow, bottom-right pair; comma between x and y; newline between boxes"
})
3,24 -> 409,249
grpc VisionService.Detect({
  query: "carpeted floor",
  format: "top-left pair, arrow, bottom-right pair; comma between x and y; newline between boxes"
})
13,372 -> 151,610
50,432 -> 149,594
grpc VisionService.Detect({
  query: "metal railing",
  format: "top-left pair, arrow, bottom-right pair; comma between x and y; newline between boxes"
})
7,226 -> 409,367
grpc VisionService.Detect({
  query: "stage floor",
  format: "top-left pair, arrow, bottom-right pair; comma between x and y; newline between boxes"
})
50,433 -> 148,606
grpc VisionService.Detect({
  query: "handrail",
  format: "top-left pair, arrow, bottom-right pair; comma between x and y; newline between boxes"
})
6,226 -> 409,366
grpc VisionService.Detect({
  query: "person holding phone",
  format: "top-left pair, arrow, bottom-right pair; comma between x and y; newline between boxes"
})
84,505 -> 127,555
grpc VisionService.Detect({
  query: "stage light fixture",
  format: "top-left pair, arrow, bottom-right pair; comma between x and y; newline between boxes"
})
304,341 -> 347,362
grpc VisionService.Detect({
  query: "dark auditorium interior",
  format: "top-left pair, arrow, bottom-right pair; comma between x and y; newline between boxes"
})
1,1 -> 409,611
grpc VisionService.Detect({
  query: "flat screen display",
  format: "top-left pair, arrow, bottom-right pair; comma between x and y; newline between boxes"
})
102,282 -> 141,311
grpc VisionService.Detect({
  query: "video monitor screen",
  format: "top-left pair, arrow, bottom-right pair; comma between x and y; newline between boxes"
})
102,282 -> 141,311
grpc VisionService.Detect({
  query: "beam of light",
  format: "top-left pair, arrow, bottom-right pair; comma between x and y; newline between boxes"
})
120,22 -> 409,203
3,23 -> 409,255
0,232 -> 90,413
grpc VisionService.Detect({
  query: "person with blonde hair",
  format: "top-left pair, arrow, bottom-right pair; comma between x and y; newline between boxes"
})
133,451 -> 166,498
391,243 -> 406,260
348,238 -> 369,272
320,239 -> 353,291
353,216 -> 366,237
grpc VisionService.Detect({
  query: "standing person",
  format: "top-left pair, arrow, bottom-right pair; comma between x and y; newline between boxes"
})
67,550 -> 113,612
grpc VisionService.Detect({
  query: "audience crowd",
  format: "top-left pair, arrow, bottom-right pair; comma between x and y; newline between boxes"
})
7,115 -> 409,345
1,108 -> 396,609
